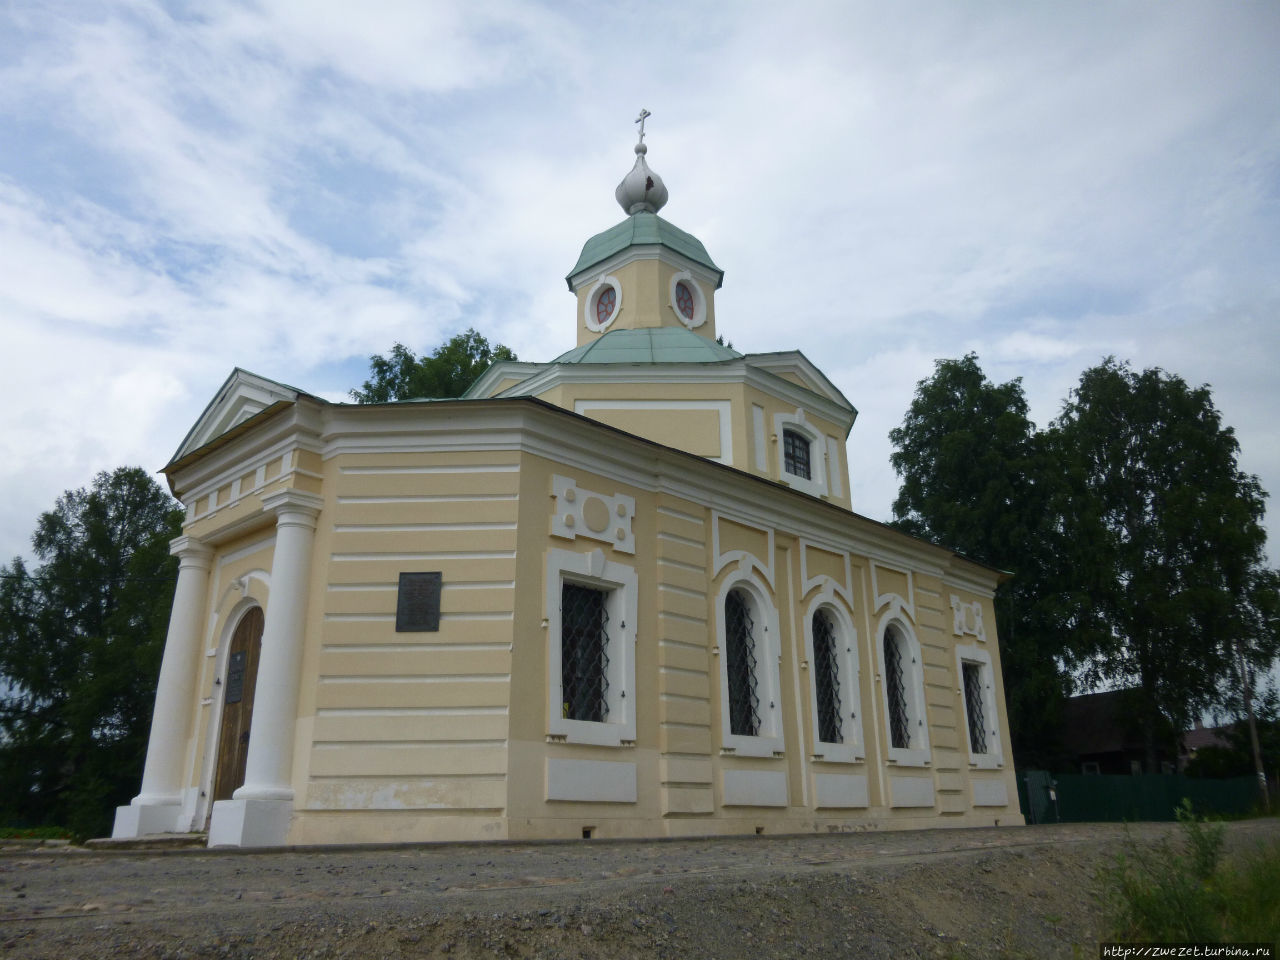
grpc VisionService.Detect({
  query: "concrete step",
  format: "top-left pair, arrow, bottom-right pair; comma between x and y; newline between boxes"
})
0,837 -> 72,851
83,833 -> 208,851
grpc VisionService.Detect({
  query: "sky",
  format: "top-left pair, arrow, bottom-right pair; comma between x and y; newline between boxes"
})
1,1 -> 1278,569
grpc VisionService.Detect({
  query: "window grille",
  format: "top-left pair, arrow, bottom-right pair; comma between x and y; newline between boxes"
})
782,429 -> 811,480
561,583 -> 610,722
812,609 -> 843,744
725,589 -> 761,737
884,628 -> 910,749
963,661 -> 987,754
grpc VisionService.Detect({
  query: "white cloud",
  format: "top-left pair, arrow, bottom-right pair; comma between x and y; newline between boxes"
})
0,0 -> 1278,565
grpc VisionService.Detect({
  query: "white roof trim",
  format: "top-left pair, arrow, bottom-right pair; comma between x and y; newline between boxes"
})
480,357 -> 856,435
166,394 -> 1001,593
743,351 -> 853,412
567,244 -> 723,293
462,361 -> 546,400
171,368 -> 305,463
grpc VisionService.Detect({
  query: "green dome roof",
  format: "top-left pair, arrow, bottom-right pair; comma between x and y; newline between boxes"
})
553,328 -> 741,365
567,212 -> 722,289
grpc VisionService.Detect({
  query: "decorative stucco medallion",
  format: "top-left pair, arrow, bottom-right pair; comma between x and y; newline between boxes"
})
552,475 -> 635,554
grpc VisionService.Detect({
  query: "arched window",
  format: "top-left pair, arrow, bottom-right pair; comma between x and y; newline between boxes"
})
772,411 -> 828,498
955,644 -> 1003,768
783,429 -> 811,481
812,609 -> 842,744
717,577 -> 784,757
962,662 -> 985,754
804,596 -> 863,763
884,625 -> 910,749
725,588 -> 761,737
878,617 -> 930,765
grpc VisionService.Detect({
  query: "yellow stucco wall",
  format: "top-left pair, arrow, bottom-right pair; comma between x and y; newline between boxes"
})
574,258 -> 718,346
170,401 -> 1019,846
529,379 -> 853,512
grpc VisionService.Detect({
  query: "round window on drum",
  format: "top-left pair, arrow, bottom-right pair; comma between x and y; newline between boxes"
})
595,286 -> 617,325
674,281 -> 695,320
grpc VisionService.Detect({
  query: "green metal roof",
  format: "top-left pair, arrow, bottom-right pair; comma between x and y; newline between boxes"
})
552,327 -> 742,365
567,212 -> 723,288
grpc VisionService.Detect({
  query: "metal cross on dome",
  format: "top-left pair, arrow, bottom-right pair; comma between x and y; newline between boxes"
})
635,108 -> 651,144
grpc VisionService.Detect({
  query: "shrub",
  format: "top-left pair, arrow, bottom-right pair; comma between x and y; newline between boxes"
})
1102,800 -> 1278,942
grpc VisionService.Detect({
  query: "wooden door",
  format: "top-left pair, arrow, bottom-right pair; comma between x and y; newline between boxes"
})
213,607 -> 263,802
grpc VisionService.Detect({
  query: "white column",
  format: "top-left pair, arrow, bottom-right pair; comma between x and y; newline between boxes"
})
238,489 -> 323,800
112,536 -> 213,838
210,489 -> 322,847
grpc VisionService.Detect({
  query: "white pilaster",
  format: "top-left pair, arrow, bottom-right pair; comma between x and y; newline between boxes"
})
113,537 -> 213,838
209,489 -> 322,847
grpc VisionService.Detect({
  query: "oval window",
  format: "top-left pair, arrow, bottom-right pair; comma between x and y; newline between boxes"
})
595,286 -> 616,325
675,281 -> 695,320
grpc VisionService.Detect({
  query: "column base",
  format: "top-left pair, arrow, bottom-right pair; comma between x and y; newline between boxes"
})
208,798 -> 293,848
112,801 -> 182,838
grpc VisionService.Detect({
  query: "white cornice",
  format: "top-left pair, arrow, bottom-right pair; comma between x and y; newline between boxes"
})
167,395 -> 1001,594
487,359 -> 855,434
167,399 -> 325,503
172,368 -> 311,463
567,244 -> 722,293
743,351 -> 856,415
502,403 -> 994,589
463,362 -> 546,399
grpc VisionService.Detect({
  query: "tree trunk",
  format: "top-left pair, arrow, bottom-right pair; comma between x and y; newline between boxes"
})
1141,670 -> 1159,774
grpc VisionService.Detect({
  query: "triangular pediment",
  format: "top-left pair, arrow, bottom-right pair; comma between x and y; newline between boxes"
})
743,351 -> 855,414
171,368 -> 308,463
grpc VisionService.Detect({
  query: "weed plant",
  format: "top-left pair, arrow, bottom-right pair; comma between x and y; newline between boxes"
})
1102,800 -> 1280,943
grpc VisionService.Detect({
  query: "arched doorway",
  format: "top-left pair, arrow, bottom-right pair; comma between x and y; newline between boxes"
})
212,606 -> 263,802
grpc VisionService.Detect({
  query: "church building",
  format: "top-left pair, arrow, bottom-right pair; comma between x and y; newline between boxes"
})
113,122 -> 1022,847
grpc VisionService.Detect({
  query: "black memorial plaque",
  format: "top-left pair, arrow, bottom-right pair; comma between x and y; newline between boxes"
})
396,571 -> 442,632
225,650 -> 246,703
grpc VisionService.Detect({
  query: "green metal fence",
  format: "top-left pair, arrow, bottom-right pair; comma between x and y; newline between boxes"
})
1017,770 -> 1261,824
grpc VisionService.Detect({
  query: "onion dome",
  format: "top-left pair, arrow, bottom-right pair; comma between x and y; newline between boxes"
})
615,140 -> 669,215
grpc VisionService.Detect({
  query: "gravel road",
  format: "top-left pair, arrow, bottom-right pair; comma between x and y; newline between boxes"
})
2,819 -> 1277,959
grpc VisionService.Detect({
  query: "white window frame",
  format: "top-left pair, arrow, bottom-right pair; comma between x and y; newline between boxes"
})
668,270 -> 707,329
583,274 -> 622,333
875,613 -> 931,766
803,592 -> 863,763
955,644 -> 1003,769
546,548 -> 637,746
772,409 -> 828,499
716,573 -> 784,758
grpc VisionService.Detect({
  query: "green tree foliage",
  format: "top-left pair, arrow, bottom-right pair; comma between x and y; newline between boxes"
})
889,354 -> 1039,554
1185,684 -> 1280,780
0,467 -> 183,838
888,354 -> 1069,767
350,328 -> 517,402
888,355 -> 1278,772
1050,359 -> 1276,771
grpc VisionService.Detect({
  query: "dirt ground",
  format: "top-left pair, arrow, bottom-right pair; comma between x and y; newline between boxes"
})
1,819 -> 1277,959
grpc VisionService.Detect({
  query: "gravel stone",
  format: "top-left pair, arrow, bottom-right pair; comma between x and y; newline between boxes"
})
0,820 -> 1275,958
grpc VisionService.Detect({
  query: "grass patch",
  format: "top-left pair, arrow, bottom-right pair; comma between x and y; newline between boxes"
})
1102,800 -> 1280,942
